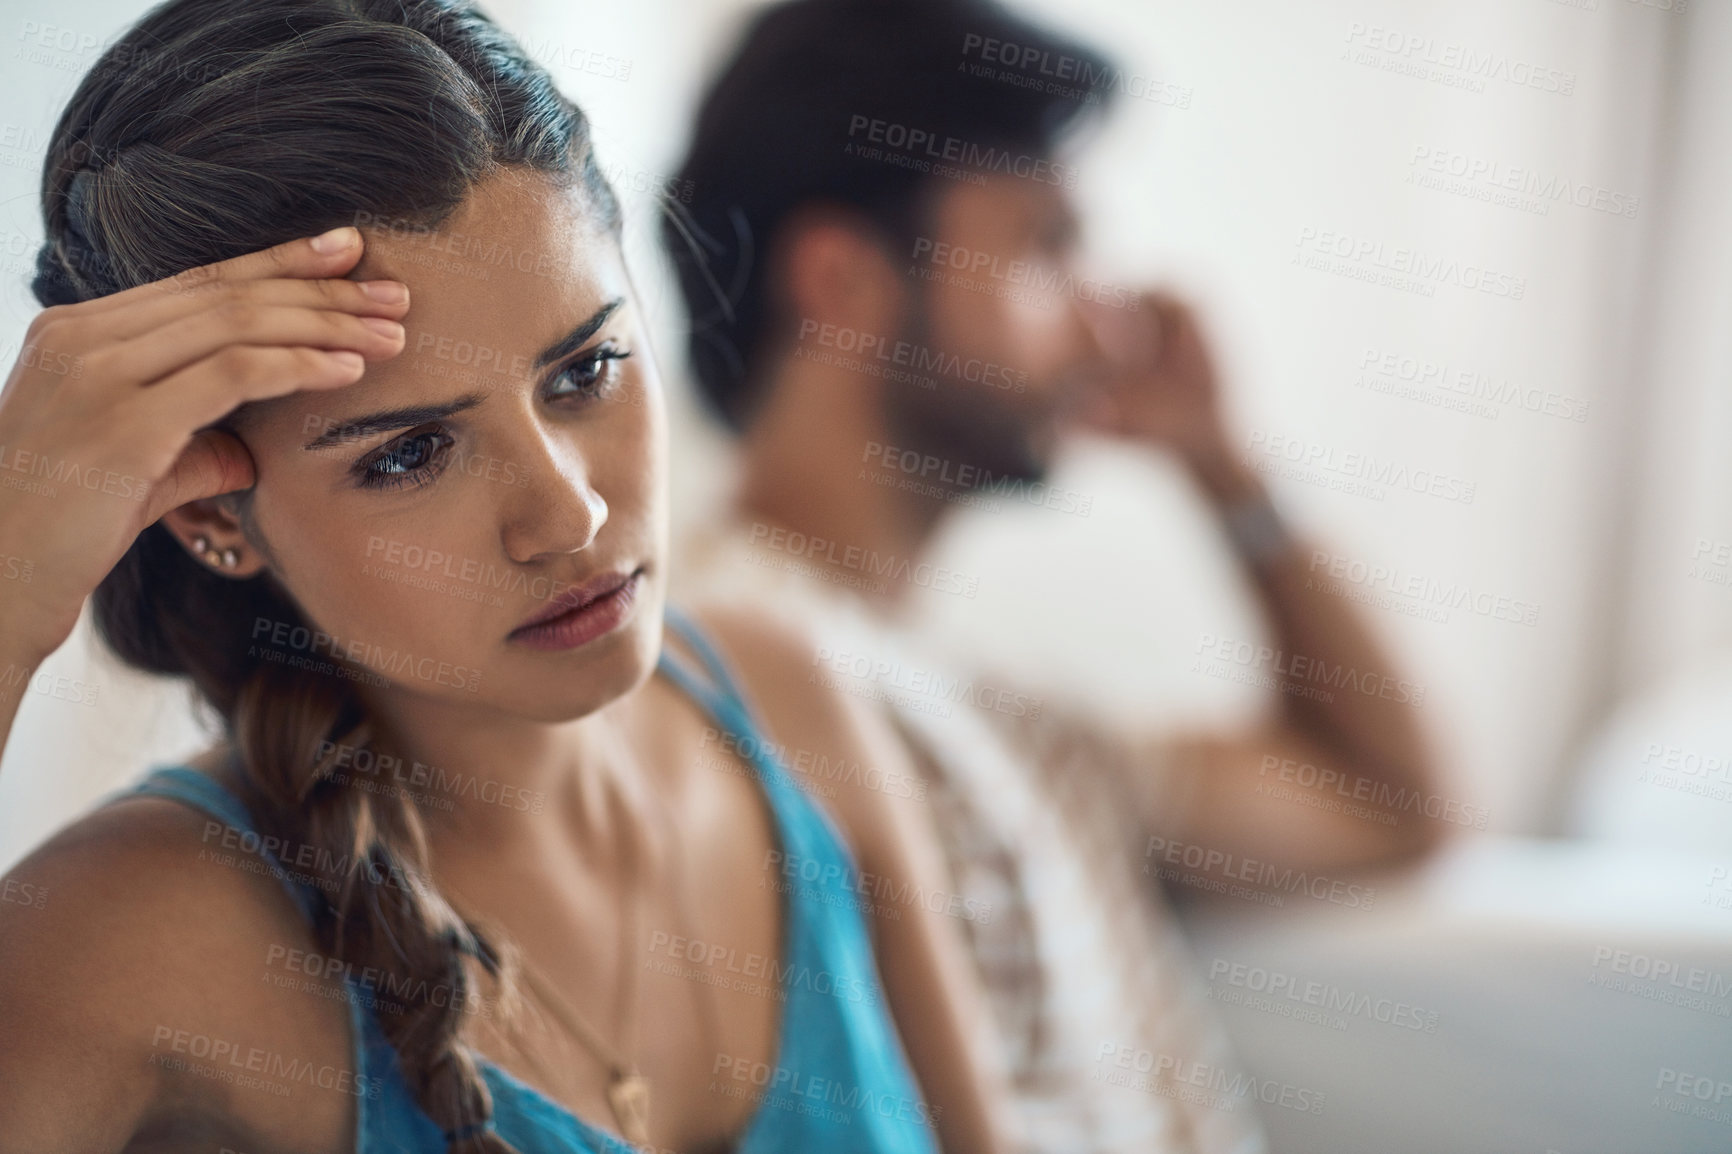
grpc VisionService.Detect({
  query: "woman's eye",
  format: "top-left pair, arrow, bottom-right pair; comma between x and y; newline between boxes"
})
549,343 -> 631,400
354,428 -> 454,491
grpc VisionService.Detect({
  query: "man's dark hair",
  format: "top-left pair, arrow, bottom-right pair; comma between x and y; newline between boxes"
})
664,0 -> 1115,432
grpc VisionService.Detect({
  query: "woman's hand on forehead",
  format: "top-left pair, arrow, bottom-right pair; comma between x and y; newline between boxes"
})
0,226 -> 410,670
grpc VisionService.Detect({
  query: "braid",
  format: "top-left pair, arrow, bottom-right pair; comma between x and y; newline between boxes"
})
231,657 -> 520,1152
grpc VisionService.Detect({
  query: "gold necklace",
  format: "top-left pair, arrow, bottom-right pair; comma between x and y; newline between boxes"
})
444,823 -> 652,1148
514,949 -> 652,1146
442,769 -> 724,1149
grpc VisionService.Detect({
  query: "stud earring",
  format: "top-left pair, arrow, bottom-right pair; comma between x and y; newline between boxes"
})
191,534 -> 239,571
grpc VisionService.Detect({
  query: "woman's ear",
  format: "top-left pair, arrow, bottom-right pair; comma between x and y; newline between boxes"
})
155,429 -> 267,579
159,497 -> 269,578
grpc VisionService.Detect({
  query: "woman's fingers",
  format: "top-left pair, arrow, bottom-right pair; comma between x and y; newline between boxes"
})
71,274 -> 410,348
68,226 -> 370,317
145,344 -> 368,439
90,302 -> 403,391
0,227 -> 397,670
141,428 -> 258,525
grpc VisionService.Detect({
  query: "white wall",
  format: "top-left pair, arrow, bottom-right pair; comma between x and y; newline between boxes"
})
893,0 -> 1674,835
0,0 -> 1711,869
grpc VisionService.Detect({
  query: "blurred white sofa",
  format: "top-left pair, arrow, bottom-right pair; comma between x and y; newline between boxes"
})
1183,838 -> 1732,1154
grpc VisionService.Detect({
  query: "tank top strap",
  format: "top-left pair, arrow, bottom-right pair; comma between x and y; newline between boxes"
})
658,605 -> 843,838
107,764 -> 324,924
658,603 -> 763,728
657,605 -> 940,1154
660,602 -> 732,684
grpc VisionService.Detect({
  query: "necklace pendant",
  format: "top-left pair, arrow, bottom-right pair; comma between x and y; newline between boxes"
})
608,1072 -> 652,1147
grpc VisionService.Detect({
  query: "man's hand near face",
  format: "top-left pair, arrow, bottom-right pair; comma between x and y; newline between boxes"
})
1072,287 -> 1448,880
1075,289 -> 1262,504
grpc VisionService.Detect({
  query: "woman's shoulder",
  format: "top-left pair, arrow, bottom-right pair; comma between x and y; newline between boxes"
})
672,602 -> 930,865
0,762 -> 323,1018
4,752 -> 291,924
674,599 -> 860,754
0,764 -> 352,1146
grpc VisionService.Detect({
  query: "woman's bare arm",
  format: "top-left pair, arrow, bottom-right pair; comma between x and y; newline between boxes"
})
0,797 -> 357,1154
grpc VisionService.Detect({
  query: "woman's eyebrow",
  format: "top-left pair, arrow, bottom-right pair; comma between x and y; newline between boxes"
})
533,297 -> 625,369
303,394 -> 487,450
301,299 -> 625,451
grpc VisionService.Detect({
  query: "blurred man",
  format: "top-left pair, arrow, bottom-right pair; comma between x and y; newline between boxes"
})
663,1 -> 1445,1150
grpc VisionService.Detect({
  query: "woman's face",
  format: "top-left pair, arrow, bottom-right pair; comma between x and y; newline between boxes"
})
225,169 -> 668,723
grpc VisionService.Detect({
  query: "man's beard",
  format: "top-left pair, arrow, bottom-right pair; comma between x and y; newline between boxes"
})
880,306 -> 1053,491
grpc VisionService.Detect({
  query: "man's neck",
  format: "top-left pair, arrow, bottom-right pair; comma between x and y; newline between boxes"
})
733,359 -> 948,607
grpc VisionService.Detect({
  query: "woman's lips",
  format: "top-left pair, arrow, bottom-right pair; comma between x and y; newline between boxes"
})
508,568 -> 642,651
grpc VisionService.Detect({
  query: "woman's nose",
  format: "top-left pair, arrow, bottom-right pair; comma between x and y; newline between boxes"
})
498,437 -> 609,563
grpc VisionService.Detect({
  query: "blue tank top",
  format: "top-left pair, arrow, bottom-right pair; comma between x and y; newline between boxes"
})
108,605 -> 941,1154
